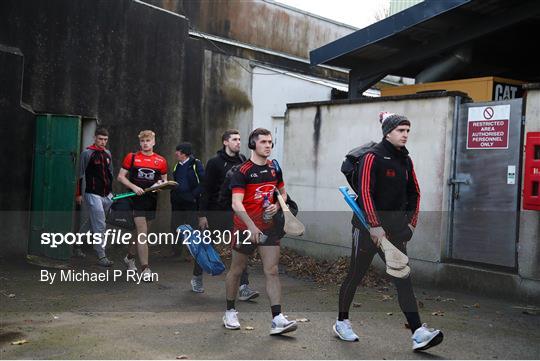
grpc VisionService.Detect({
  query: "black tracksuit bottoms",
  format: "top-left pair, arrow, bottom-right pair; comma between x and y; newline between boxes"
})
338,227 -> 422,333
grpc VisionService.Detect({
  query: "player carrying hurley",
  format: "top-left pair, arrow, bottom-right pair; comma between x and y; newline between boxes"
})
223,128 -> 298,336
117,130 -> 168,278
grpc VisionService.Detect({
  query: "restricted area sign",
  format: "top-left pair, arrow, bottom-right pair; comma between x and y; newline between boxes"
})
467,104 -> 510,149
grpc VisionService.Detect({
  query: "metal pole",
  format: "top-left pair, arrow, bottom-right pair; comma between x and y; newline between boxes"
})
445,95 -> 462,260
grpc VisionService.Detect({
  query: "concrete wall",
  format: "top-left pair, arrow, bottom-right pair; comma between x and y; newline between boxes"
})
198,50 -> 253,159
252,65 -> 347,164
184,49 -> 348,164
0,0 -> 191,254
150,0 -> 356,59
0,0 -> 350,258
283,94 -> 456,263
518,87 -> 540,283
284,92 -> 540,302
0,46 -> 35,256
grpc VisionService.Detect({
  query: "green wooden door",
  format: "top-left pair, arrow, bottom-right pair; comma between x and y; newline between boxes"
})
28,114 -> 81,260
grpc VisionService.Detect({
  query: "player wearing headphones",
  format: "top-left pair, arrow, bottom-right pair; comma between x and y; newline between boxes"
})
222,128 -> 297,336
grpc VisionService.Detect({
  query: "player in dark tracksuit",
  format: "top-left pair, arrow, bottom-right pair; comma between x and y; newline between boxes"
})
76,127 -> 114,267
198,129 -> 259,300
333,113 -> 443,352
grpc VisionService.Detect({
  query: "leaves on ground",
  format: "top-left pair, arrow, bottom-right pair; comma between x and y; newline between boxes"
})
278,248 -> 386,286
217,246 -> 388,287
244,326 -> 254,330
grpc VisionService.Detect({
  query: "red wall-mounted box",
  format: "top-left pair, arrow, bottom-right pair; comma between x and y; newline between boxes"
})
523,132 -> 540,210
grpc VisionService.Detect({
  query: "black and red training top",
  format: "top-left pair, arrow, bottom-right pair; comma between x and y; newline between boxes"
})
121,151 -> 168,190
230,159 -> 284,231
355,138 -> 420,233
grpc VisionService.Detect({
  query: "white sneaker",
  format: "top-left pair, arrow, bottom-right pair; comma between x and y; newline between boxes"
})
140,267 -> 154,282
223,309 -> 241,330
270,313 -> 297,335
123,256 -> 137,271
333,319 -> 359,342
412,323 -> 444,351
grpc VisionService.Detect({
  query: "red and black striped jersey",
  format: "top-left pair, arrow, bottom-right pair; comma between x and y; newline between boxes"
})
121,151 -> 168,189
230,160 -> 284,231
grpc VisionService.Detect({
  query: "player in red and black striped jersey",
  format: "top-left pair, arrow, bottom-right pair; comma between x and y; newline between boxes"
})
230,158 -> 284,247
223,128 -> 297,336
117,130 -> 168,280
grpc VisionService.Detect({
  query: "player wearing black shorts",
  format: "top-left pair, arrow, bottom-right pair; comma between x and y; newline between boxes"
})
117,130 -> 168,278
222,128 -> 297,336
198,129 -> 259,299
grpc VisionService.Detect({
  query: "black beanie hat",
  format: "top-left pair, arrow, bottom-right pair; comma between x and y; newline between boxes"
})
379,112 -> 411,136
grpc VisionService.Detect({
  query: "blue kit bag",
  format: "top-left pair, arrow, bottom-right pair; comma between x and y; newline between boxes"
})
177,224 -> 225,276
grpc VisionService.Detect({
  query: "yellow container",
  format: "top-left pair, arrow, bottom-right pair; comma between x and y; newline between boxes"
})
381,77 -> 524,102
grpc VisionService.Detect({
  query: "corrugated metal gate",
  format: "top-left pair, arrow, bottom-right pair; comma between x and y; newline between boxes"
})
449,99 -> 523,269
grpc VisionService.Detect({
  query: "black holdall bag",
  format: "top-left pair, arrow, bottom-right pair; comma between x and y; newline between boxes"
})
341,141 -> 377,194
106,198 -> 135,230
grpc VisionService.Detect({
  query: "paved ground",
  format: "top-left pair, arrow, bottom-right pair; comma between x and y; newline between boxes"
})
1,247 -> 539,359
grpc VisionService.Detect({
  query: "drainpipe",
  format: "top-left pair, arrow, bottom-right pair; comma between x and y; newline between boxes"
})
416,46 -> 472,84
445,95 -> 462,260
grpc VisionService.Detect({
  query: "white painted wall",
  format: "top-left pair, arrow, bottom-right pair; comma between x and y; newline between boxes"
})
81,119 -> 97,151
251,65 -> 348,164
282,93 -> 540,300
283,96 -> 456,262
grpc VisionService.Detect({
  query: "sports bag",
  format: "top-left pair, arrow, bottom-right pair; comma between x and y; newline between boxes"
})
340,141 -> 377,194
106,197 -> 134,230
177,224 -> 225,276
